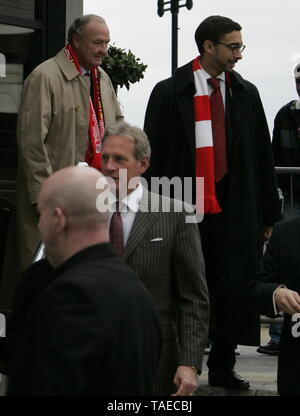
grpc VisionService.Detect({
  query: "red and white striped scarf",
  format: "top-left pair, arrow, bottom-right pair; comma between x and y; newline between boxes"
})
193,56 -> 221,214
65,44 -> 104,170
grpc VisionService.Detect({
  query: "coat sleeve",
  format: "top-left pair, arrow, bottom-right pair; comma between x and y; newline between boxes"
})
171,206 -> 209,371
143,80 -> 173,180
249,224 -> 282,317
17,69 -> 54,205
249,84 -> 282,226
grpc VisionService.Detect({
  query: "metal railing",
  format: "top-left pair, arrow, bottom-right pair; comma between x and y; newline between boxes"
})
261,316 -> 283,325
275,166 -> 300,215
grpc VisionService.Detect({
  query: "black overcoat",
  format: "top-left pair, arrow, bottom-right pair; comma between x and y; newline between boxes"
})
1,244 -> 161,396
144,61 -> 282,345
250,217 -> 300,396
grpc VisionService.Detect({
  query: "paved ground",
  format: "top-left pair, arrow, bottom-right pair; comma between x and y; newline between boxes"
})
0,326 -> 278,396
195,326 -> 278,396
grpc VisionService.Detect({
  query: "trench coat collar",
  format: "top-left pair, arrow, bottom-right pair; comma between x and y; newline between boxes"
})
54,47 -> 83,81
55,48 -> 103,83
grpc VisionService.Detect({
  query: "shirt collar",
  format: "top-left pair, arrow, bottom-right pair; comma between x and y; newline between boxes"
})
80,65 -> 90,76
202,67 -> 226,83
108,182 -> 143,213
121,182 -> 143,213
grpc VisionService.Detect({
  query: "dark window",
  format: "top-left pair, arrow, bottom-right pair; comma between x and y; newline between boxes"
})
0,23 -> 42,180
0,0 -> 72,309
0,0 -> 35,21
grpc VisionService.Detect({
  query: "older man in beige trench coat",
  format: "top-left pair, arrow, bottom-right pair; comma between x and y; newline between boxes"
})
17,14 -> 123,272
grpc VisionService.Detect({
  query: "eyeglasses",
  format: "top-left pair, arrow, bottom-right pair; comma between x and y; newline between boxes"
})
216,41 -> 246,53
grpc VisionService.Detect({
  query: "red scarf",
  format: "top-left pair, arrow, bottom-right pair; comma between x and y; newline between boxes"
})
193,56 -> 222,214
65,44 -> 104,170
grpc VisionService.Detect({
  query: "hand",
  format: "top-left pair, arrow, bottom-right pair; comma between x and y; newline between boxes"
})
171,365 -> 199,396
275,287 -> 300,315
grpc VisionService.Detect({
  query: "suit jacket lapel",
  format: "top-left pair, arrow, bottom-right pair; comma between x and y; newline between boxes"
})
122,189 -> 160,261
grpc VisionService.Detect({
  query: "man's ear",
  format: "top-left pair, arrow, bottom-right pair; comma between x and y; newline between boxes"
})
139,156 -> 150,175
203,40 -> 214,54
53,207 -> 67,233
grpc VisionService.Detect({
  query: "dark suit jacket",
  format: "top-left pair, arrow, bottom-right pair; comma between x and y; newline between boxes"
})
3,243 -> 161,396
122,189 -> 209,395
250,217 -> 300,396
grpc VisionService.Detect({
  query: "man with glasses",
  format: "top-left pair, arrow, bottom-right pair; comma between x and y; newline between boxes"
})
144,15 -> 281,390
17,14 -> 123,273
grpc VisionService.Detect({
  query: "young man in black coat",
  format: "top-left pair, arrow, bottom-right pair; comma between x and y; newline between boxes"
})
272,61 -> 300,216
250,217 -> 300,396
1,166 -> 161,396
144,15 -> 281,389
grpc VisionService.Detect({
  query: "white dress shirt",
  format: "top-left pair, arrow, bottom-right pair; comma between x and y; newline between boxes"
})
80,65 -> 90,76
201,68 -> 226,108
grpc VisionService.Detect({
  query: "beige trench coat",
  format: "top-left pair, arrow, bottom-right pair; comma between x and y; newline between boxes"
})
17,48 -> 123,271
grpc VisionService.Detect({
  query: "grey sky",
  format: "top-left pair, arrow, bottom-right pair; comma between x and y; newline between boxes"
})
84,0 -> 300,134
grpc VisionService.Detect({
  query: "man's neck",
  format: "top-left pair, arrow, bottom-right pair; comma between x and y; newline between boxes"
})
51,230 -> 109,268
199,55 -> 222,78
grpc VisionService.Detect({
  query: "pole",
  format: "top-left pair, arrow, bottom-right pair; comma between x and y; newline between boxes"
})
171,0 -> 179,75
157,0 -> 193,75
171,12 -> 178,75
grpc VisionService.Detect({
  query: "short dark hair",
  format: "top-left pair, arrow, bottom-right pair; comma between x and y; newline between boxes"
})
195,15 -> 242,54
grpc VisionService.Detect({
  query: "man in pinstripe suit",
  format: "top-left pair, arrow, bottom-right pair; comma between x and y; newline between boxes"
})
101,121 -> 209,396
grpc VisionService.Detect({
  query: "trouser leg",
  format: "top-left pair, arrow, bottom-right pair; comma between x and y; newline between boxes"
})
199,211 -> 237,373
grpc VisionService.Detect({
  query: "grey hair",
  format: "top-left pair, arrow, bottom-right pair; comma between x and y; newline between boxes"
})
67,14 -> 106,44
102,121 -> 151,160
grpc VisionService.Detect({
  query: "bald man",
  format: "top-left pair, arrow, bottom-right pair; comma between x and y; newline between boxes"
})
1,166 -> 161,396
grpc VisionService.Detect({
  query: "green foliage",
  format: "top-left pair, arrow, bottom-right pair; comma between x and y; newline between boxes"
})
101,44 -> 147,93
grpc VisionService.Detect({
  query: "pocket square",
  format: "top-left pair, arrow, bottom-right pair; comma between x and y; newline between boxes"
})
150,237 -> 163,242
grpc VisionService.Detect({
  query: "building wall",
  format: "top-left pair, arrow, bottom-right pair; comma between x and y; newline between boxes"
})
66,0 -> 83,38
0,0 -> 83,309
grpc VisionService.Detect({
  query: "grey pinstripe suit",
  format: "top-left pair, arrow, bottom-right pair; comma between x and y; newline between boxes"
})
122,189 -> 210,395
